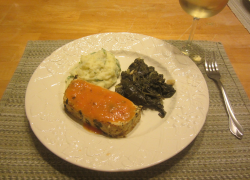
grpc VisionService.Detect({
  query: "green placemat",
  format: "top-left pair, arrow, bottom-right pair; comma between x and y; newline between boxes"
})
0,40 -> 249,179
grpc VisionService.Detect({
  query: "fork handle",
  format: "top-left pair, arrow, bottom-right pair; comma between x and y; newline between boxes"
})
217,80 -> 244,134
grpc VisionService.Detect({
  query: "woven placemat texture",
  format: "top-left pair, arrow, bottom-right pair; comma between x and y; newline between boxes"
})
0,40 -> 249,179
228,0 -> 250,33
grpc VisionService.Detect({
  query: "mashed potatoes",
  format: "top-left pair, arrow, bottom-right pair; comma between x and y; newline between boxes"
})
66,49 -> 121,89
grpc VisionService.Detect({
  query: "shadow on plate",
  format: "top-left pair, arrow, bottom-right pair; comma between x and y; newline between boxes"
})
30,122 -> 205,179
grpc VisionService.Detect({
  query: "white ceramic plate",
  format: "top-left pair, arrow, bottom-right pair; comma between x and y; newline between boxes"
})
25,32 -> 209,172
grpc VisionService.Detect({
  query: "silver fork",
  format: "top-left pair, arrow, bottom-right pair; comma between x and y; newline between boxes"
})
205,52 -> 244,139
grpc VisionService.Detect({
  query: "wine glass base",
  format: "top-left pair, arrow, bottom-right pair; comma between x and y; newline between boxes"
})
181,43 -> 205,65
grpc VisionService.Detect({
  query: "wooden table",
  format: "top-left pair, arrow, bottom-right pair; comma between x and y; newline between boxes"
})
0,0 -> 249,100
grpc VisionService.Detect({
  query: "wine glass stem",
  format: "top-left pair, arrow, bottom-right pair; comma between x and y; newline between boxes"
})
187,17 -> 199,46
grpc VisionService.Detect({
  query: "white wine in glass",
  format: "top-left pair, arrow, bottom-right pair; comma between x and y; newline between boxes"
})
179,0 -> 229,64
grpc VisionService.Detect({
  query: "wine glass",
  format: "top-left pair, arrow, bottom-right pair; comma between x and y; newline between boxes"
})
179,0 -> 229,64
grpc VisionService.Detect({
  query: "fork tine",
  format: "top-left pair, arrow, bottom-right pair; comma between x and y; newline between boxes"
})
214,59 -> 219,72
211,58 -> 215,72
212,51 -> 219,72
214,61 -> 219,71
205,55 -> 208,71
209,60 -> 213,72
208,56 -> 213,72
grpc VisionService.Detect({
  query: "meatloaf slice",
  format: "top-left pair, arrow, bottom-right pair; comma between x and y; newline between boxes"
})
63,79 -> 142,138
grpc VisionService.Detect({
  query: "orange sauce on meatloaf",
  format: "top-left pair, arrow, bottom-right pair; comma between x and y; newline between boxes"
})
65,79 -> 136,122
